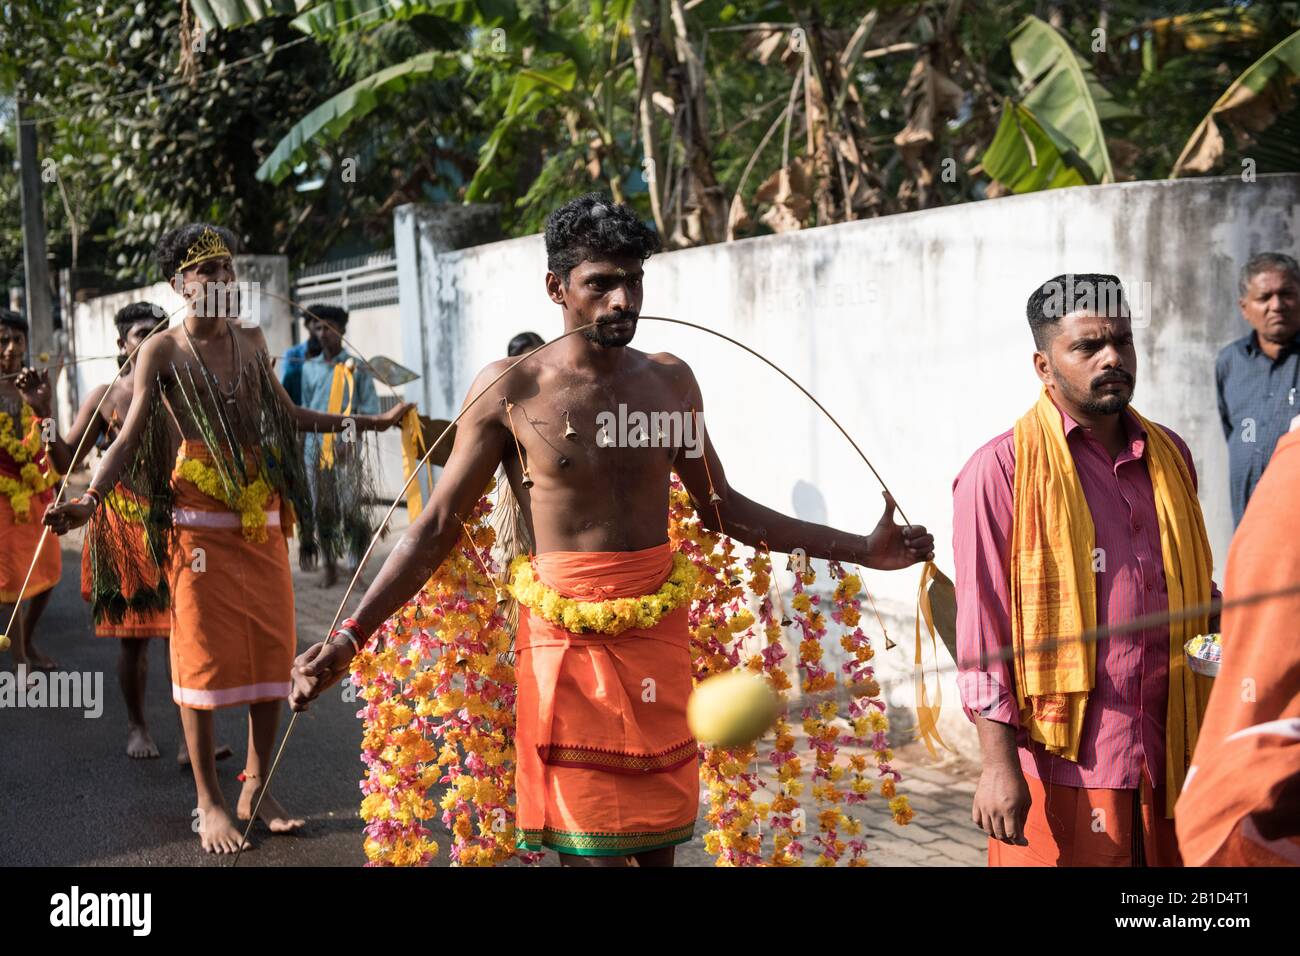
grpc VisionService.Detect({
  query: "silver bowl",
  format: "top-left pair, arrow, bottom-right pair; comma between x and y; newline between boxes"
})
1185,634 -> 1221,678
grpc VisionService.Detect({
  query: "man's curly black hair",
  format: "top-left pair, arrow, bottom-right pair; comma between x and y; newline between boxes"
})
1026,273 -> 1129,350
155,222 -> 240,279
304,303 -> 348,330
113,301 -> 165,338
544,193 -> 661,285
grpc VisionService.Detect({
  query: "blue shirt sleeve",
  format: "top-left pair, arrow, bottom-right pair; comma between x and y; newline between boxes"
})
281,341 -> 307,405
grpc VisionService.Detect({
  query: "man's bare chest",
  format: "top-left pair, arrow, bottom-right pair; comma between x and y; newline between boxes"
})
504,375 -> 693,483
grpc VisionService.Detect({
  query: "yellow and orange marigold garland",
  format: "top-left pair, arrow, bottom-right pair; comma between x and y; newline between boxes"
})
670,475 -> 916,866
349,483 -> 535,866
0,405 -> 59,520
350,473 -> 916,867
829,562 -> 915,842
669,481 -> 764,867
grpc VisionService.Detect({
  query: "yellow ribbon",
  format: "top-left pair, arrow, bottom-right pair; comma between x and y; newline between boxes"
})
319,361 -> 356,469
399,407 -> 427,521
914,560 -> 952,758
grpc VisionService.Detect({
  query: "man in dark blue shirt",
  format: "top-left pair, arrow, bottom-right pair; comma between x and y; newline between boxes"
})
1215,252 -> 1300,526
279,308 -> 323,404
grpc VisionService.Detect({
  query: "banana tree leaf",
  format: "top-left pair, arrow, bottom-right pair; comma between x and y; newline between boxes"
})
1171,27 -> 1300,177
980,100 -> 1092,194
190,0 -> 309,32
290,0 -> 471,37
1146,7 -> 1263,65
462,60 -> 577,201
1007,14 -> 1134,184
255,50 -> 459,183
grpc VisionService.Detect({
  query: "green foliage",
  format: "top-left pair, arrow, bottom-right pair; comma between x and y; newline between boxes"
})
4,0 -> 1300,289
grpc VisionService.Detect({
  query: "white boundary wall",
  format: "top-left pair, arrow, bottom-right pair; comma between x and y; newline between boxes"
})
396,175 -> 1300,757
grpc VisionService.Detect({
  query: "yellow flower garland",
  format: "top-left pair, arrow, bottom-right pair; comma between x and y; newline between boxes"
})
507,551 -> 698,635
0,405 -> 59,521
105,488 -> 150,524
174,457 -> 273,542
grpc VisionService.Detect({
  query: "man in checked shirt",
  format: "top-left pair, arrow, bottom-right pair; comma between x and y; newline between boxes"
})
1215,252 -> 1300,528
953,274 -> 1220,867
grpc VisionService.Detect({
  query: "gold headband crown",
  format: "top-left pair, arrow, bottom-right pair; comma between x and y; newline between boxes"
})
178,227 -> 232,273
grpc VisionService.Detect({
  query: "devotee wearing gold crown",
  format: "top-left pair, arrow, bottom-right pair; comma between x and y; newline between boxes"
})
285,193 -> 936,867
44,223 -> 411,853
0,310 -> 72,673
952,273 -> 1219,867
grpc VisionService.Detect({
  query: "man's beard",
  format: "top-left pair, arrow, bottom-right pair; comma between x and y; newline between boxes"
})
1065,368 -> 1135,415
582,310 -> 638,348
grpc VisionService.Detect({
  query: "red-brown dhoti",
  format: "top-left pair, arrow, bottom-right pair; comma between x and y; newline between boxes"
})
988,773 -> 1182,866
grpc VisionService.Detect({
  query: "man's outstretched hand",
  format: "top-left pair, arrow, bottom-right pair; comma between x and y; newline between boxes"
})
288,640 -> 355,712
44,498 -> 96,535
863,491 -> 935,570
374,402 -> 415,431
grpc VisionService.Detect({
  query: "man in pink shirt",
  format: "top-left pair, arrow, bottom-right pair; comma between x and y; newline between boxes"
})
952,274 -> 1218,867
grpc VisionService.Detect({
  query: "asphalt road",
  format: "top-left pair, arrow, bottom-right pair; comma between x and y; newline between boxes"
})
0,532 -> 377,868
0,528 -> 717,868
1,523 -> 962,869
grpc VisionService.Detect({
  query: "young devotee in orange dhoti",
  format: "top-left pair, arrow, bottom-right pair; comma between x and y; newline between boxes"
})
62,302 -> 175,759
44,224 -> 409,853
286,194 -> 935,865
0,310 -> 70,673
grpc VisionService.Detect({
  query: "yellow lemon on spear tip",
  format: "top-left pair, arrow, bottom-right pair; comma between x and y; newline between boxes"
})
687,670 -> 780,748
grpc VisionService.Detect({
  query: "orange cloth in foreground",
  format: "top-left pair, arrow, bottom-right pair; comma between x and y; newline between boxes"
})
0,495 -> 60,603
1176,430 -> 1300,866
515,543 -> 699,857
167,441 -> 295,710
988,772 -> 1181,867
78,486 -> 169,639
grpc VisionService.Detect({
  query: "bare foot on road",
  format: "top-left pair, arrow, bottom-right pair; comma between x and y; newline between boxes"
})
126,724 -> 160,759
25,649 -> 57,670
237,774 -> 305,834
177,742 -> 233,769
196,803 -> 252,854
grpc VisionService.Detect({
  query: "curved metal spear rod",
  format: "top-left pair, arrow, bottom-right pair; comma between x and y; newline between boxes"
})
641,316 -> 916,525
231,320 -> 601,864
231,313 -> 934,865
258,290 -> 413,401
1,305 -> 185,651
0,354 -> 124,382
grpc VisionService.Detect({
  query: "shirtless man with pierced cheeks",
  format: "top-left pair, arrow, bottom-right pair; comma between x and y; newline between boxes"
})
288,194 -> 934,867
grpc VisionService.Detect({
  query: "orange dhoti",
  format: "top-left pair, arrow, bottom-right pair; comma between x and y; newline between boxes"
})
988,773 -> 1182,866
79,486 -> 169,639
0,493 -> 60,604
168,441 -> 296,710
515,543 -> 699,857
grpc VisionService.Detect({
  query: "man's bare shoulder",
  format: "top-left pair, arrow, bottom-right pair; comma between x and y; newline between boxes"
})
80,382 -> 111,413
235,320 -> 271,355
459,355 -> 532,415
643,350 -> 698,389
140,328 -> 180,365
